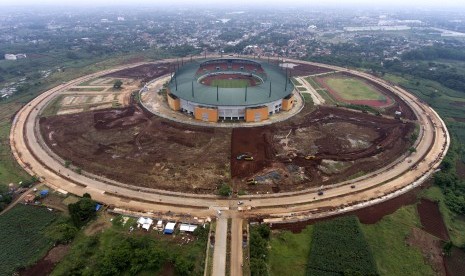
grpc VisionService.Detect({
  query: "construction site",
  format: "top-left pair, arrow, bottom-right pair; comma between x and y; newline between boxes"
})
40,96 -> 414,195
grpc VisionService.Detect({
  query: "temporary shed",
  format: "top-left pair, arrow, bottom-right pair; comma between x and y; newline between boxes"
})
137,217 -> 154,231
155,220 -> 164,231
164,222 -> 176,234
40,190 -> 49,198
179,223 -> 198,233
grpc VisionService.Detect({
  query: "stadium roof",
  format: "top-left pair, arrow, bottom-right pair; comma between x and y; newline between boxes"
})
168,58 -> 293,106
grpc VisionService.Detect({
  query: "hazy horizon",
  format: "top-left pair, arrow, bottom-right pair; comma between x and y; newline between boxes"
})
1,0 -> 465,8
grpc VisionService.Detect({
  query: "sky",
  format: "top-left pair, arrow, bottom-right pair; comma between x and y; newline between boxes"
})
0,0 -> 465,7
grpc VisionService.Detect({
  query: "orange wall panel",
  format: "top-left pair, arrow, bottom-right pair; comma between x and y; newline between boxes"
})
167,93 -> 181,111
194,106 -> 218,122
245,106 -> 269,122
282,94 -> 295,111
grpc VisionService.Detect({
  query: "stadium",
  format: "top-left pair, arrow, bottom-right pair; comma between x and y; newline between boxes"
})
166,58 -> 295,122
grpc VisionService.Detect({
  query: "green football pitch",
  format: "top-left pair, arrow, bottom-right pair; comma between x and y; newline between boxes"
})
211,79 -> 250,88
323,76 -> 386,101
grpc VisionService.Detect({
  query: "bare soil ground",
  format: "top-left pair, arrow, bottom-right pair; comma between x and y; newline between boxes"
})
104,63 -> 173,83
40,105 -> 231,194
232,106 -> 414,193
406,227 -> 447,276
40,104 -> 411,195
290,63 -> 334,76
445,247 -> 465,276
18,244 -> 70,276
417,198 -> 450,240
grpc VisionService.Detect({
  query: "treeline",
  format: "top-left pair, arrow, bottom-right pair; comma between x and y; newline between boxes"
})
249,224 -> 271,276
402,46 -> 465,62
433,141 -> 465,215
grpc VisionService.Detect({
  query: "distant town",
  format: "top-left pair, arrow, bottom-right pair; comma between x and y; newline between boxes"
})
1,7 -> 465,99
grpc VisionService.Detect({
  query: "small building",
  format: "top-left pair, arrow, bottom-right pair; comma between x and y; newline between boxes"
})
24,193 -> 35,203
40,190 -> 49,198
137,217 -> 154,231
179,223 -> 198,233
4,53 -> 27,60
4,54 -> 17,60
164,222 -> 176,234
155,220 -> 164,231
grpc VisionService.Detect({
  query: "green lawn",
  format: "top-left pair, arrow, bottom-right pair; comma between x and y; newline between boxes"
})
269,226 -> 313,276
210,79 -> 250,88
323,76 -> 386,101
361,206 -> 435,276
0,121 -> 29,187
0,205 -> 60,275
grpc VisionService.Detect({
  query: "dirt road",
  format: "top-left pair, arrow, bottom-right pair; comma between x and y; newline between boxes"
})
230,218 -> 243,276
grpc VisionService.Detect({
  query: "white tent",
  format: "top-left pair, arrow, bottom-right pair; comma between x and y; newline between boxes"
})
137,217 -> 153,231
179,223 -> 198,233
164,222 -> 176,234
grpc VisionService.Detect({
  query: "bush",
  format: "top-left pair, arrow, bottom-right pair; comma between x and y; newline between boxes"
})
45,218 -> 78,244
218,183 -> 232,197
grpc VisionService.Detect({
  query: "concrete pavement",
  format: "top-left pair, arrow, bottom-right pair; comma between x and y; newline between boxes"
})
212,216 -> 227,276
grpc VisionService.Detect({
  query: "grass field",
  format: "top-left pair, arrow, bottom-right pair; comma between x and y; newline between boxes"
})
267,207 -> 437,276
211,79 -> 250,88
0,120 -> 29,187
268,226 -> 313,276
361,206 -> 435,276
0,205 -> 60,275
322,76 -> 386,101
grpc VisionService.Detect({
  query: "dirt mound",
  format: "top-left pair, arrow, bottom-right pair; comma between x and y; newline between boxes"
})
417,198 -> 450,240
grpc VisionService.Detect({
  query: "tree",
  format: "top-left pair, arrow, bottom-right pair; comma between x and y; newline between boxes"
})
68,196 -> 97,227
218,183 -> 231,197
114,79 -> 123,89
46,221 -> 78,243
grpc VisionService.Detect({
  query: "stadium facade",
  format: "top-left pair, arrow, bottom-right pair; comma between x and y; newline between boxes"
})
167,58 -> 295,122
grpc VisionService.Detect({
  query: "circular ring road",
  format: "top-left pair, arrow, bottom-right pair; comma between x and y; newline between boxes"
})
10,56 -> 450,222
